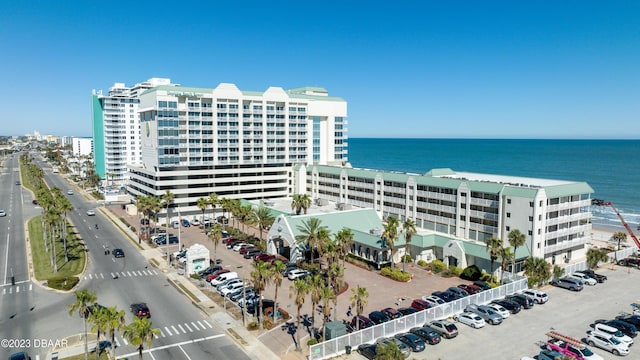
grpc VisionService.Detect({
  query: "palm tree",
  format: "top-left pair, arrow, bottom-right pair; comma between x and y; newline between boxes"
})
253,207 -> 275,243
306,274 -> 324,329
161,190 -> 174,262
498,247 -> 514,284
291,194 -> 304,215
612,231 -> 627,261
196,197 -> 209,228
319,286 -> 336,341
485,237 -> 503,280
68,289 -> 97,360
58,197 -> 73,263
103,306 -> 126,360
250,260 -> 271,328
209,224 -> 223,263
135,196 -> 150,240
507,229 -> 526,276
289,278 -> 309,351
295,217 -> 326,264
586,248 -> 610,269
523,257 -> 551,288
402,218 -> 416,272
270,261 -> 286,321
208,192 -> 219,223
335,228 -> 354,267
349,285 -> 369,330
300,194 -> 311,214
89,307 -> 109,360
122,317 -> 160,360
382,216 -> 400,268
237,204 -> 254,233
315,227 -> 332,269
326,263 -> 344,320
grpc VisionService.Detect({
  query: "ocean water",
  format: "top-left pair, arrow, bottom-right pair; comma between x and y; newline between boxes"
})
347,138 -> 640,231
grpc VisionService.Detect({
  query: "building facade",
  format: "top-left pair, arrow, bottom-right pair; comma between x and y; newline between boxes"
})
294,165 -> 593,270
72,137 -> 93,157
127,83 -> 347,220
91,78 -> 173,185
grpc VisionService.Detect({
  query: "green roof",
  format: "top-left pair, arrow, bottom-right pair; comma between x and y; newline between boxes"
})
286,208 -> 381,236
425,168 -> 455,176
502,186 -> 539,199
544,182 -> 594,198
141,84 -> 344,102
239,199 -> 288,217
460,241 -> 530,260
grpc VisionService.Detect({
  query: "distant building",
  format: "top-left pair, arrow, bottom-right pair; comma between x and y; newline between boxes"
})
127,82 -> 347,220
59,136 -> 74,147
72,137 -> 93,157
91,78 -> 173,184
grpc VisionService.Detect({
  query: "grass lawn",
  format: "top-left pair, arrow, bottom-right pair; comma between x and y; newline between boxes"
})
29,216 -> 86,281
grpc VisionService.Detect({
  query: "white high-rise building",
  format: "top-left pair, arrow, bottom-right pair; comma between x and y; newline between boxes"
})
72,137 -> 93,157
91,78 -> 174,185
127,82 -> 347,220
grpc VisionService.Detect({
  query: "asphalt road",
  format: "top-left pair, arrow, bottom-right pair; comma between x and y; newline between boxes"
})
352,265 -> 639,360
1,154 -> 250,360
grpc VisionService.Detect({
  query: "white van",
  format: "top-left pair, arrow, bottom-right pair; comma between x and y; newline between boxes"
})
593,323 -> 634,346
211,272 -> 238,287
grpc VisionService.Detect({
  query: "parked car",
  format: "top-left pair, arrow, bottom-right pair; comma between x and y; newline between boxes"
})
429,319 -> 458,339
486,303 -> 510,319
422,295 -> 446,307
576,269 -> 607,283
232,242 -> 248,251
287,269 -> 310,280
590,323 -> 633,346
447,286 -> 469,298
618,257 -> 640,267
410,299 -> 431,311
458,284 -> 483,295
375,337 -> 410,358
465,304 -> 503,325
491,299 -> 522,314
615,314 -> 640,329
351,315 -> 375,330
409,326 -> 441,345
431,290 -> 456,302
394,333 -> 426,352
226,240 -> 243,249
198,265 -> 223,278
585,331 -> 630,356
244,249 -> 262,259
368,311 -> 391,325
546,337 -> 603,360
506,294 -> 535,309
216,278 -> 243,293
211,272 -> 238,287
570,272 -> 598,286
521,289 -> 549,304
239,244 -> 256,254
454,312 -> 486,328
593,319 -> 638,338
190,218 -> 201,226
473,280 -> 492,290
220,281 -> 246,297
254,253 -> 276,262
229,286 -> 254,302
398,307 -> 418,316
357,344 -> 378,360
246,299 -> 274,315
381,307 -> 402,320
550,276 -> 584,291
537,350 -> 569,360
130,303 -> 151,318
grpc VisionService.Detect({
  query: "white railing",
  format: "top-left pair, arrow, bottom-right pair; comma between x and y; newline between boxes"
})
309,278 -> 528,360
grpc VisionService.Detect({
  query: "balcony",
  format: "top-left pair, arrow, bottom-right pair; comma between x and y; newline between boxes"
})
544,235 -> 589,254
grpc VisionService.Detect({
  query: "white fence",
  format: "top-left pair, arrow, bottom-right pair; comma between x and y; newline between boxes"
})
309,278 -> 528,360
309,247 -> 638,359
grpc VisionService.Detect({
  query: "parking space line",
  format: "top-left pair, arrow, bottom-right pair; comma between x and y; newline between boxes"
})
178,344 -> 192,360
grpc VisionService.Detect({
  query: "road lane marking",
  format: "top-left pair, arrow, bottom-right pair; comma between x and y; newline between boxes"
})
2,288 -> 5,295
164,326 -> 172,336
100,273 -> 104,279
110,272 -> 116,278
16,287 -> 19,293
184,323 -> 193,332
177,324 -> 186,334
190,321 -> 200,331
203,320 -> 213,328
127,271 -> 132,276
3,234 -> 9,285
142,270 -> 149,275
29,284 -> 32,291
118,334 -> 226,359
178,345 -> 192,360
171,325 -> 179,334
159,329 -> 165,337
153,333 -> 159,339
122,337 -> 128,345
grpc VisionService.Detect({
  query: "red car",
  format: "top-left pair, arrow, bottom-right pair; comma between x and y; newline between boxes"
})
130,303 -> 151,318
205,269 -> 230,282
224,237 -> 238,246
458,284 -> 483,295
410,299 -> 432,311
254,253 -> 276,262
239,244 -> 256,254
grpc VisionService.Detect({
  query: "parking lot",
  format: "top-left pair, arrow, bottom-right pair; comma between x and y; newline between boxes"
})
353,264 -> 639,360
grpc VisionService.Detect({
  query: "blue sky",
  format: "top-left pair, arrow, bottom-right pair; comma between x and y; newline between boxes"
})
0,1 -> 638,139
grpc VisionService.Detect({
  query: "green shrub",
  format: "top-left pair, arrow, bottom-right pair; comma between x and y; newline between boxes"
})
190,273 -> 200,280
247,321 -> 259,331
460,265 -> 482,281
429,259 -> 446,273
47,275 -> 79,290
446,265 -> 463,276
307,338 -> 319,346
401,254 -> 413,263
380,267 -> 411,282
417,259 -> 427,267
262,317 -> 275,330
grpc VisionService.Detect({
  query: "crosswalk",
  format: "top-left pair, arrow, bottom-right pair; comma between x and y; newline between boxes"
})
112,319 -> 215,347
83,269 -> 159,280
1,282 -> 33,296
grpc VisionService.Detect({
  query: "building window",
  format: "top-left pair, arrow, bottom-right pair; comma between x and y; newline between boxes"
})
538,228 -> 541,235
529,216 -> 533,221
506,226 -> 510,231
530,201 -> 534,207
506,212 -> 511,218
528,230 -> 533,235
507,198 -> 511,204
